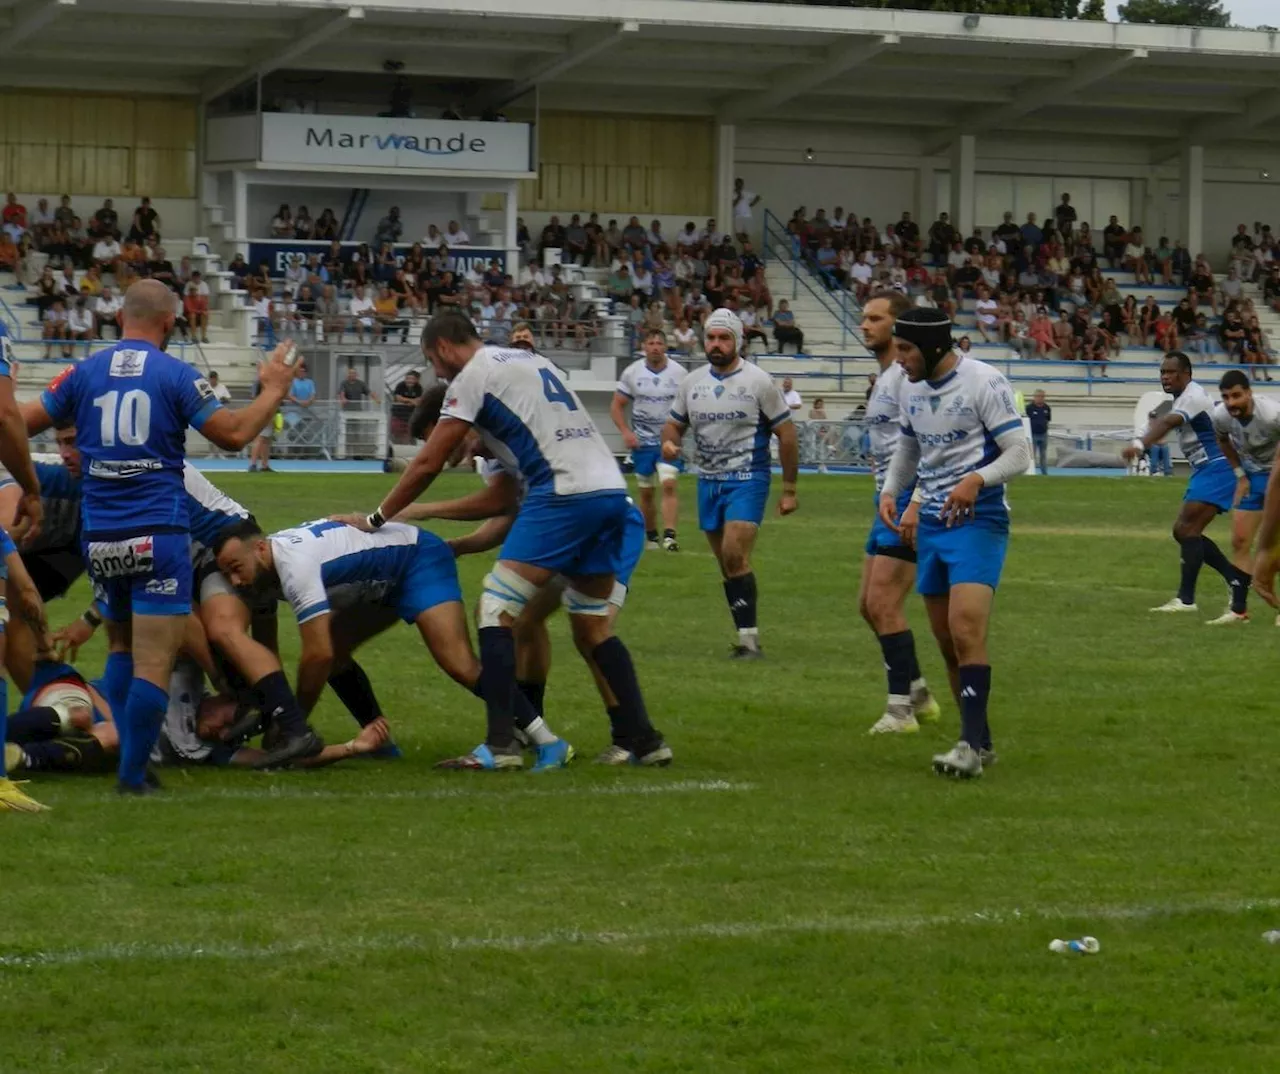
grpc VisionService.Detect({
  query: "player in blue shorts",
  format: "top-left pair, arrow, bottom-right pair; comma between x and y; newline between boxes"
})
402,384 -> 647,768
1123,352 -> 1250,617
342,311 -> 669,769
25,279 -> 303,793
662,308 -> 799,659
858,292 -> 940,735
0,525 -> 52,810
879,308 -> 1031,779
612,328 -> 687,551
1206,370 -> 1280,625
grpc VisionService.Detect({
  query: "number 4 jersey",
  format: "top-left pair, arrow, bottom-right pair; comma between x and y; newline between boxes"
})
40,341 -> 223,535
441,345 -> 624,499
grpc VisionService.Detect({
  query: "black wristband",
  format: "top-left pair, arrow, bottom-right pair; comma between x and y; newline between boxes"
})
366,509 -> 386,530
81,608 -> 103,629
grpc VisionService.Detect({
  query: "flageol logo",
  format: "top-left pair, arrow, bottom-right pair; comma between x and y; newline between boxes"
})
305,127 -> 487,157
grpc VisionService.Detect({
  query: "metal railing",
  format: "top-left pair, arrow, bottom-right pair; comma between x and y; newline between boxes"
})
762,209 -> 861,348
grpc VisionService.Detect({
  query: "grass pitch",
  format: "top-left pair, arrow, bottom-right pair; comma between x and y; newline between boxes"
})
2,472 -> 1279,1073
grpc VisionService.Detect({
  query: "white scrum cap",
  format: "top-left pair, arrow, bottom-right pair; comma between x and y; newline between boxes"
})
704,307 -> 743,352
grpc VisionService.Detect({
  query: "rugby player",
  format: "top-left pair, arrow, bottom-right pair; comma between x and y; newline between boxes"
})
1122,353 -> 1248,616
661,308 -> 798,658
0,525 -> 52,810
858,293 -> 941,734
343,311 -> 670,770
879,308 -> 1031,779
26,280 -> 303,793
1207,370 -> 1280,624
612,329 -> 686,550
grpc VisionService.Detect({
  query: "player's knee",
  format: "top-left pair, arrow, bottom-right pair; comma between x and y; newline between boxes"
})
477,565 -> 538,629
1231,530 -> 1251,556
721,549 -> 750,576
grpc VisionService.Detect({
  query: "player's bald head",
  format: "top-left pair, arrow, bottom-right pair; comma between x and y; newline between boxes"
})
122,279 -> 177,324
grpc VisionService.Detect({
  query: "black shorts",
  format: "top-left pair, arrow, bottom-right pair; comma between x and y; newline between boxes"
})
21,548 -> 85,602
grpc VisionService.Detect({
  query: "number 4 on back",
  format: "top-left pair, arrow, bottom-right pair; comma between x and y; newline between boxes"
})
539,368 -> 578,411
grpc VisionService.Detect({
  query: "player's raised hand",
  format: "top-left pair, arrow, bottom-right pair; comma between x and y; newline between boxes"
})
329,512 -> 375,532
940,472 -> 984,528
11,491 -> 43,547
258,341 -> 299,395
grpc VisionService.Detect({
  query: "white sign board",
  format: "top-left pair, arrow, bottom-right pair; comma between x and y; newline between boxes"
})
259,114 -> 531,174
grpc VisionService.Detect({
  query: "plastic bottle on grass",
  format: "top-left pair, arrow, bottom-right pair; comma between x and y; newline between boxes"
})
1049,936 -> 1100,954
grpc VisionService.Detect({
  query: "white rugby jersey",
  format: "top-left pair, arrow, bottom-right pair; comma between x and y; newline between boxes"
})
865,361 -> 911,495
442,345 -> 624,498
616,357 -> 687,447
898,356 -> 1025,520
1171,381 -> 1227,471
269,520 -> 425,624
151,657 -> 214,765
1211,395 -> 1280,474
670,361 -> 791,477
184,464 -> 250,566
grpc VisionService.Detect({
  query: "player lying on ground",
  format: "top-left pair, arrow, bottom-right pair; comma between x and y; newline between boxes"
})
1122,352 -> 1250,619
6,649 -> 391,773
213,517 -> 558,770
879,308 -> 1031,780
403,384 -> 647,766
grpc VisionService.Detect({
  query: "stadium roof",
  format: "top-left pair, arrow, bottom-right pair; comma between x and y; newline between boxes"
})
5,0 -> 1280,157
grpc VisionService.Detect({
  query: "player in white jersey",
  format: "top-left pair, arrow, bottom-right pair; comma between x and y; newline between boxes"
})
612,328 -> 687,551
858,293 -> 941,735
1123,353 -> 1248,616
341,311 -> 669,770
1209,370 -> 1280,624
878,308 -> 1031,779
662,308 -> 799,658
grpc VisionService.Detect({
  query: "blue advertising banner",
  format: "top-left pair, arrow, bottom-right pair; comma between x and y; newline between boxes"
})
246,240 -> 507,279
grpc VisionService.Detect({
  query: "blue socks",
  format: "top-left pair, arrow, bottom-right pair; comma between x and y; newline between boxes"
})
117,678 -> 169,788
103,651 -> 133,713
958,664 -> 992,751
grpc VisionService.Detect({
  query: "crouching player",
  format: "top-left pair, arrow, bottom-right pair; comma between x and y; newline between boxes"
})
878,309 -> 1031,779
213,517 -> 547,767
403,385 -> 648,765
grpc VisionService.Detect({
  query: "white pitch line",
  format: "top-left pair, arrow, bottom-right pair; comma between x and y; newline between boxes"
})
2,895 -> 1278,970
135,778 -> 756,805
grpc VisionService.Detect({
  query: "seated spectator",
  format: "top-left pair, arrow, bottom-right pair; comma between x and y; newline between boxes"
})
672,317 -> 696,355
1,193 -> 26,243
606,263 -> 632,303
1170,296 -> 1195,345
772,300 -> 803,354
207,370 -> 232,403
282,254 -> 306,297
1051,312 -> 1074,358
953,255 -> 982,299
65,216 -> 92,269
1080,325 -> 1109,374
974,285 -> 999,342
631,261 -> 654,298
43,297 -> 71,358
293,205 -> 313,240
89,198 -> 118,239
250,260 -> 273,295
57,262 -> 78,298
563,214 -> 589,265
1245,315 -> 1273,380
780,377 -> 802,410
928,212 -> 958,260
1183,311 -> 1212,356
349,285 -> 376,343
0,232 -> 16,270
893,211 -> 920,254
374,207 -> 403,247
391,369 -> 424,438
147,245 -> 176,288
29,198 -> 55,243
676,221 -> 700,251
33,265 -> 59,314
1220,303 -> 1247,359
538,216 -> 566,261
1019,213 -> 1043,255
1154,308 -> 1178,352
740,304 -> 768,350
1188,261 -> 1217,315
226,252 -> 250,288
94,286 -> 122,338
445,220 -> 470,246
648,219 -> 667,254
993,211 -> 1021,252
316,284 -> 345,341
314,208 -> 339,242
126,197 -> 159,243
1124,232 -> 1151,284
68,295 -> 95,347
585,212 -> 608,265
1028,308 -> 1054,357
338,366 -> 374,410
602,218 -> 623,257
1102,215 -> 1127,268
184,276 -> 211,343
374,284 -> 408,343
1221,263 -> 1245,305
622,216 -> 648,249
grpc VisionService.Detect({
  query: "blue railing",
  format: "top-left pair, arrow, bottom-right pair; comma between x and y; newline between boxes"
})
761,209 -> 861,348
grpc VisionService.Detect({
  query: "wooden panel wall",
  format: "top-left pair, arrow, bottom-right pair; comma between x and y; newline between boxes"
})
520,113 -> 713,216
0,92 -> 196,197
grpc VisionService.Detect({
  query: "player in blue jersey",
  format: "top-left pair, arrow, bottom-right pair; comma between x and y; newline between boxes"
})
342,310 -> 670,770
1123,352 -> 1250,616
878,308 -> 1031,779
612,329 -> 687,551
25,279 -> 305,793
662,308 -> 799,659
858,293 -> 941,735
0,316 -> 43,546
0,524 -> 52,810
404,383 -> 648,767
